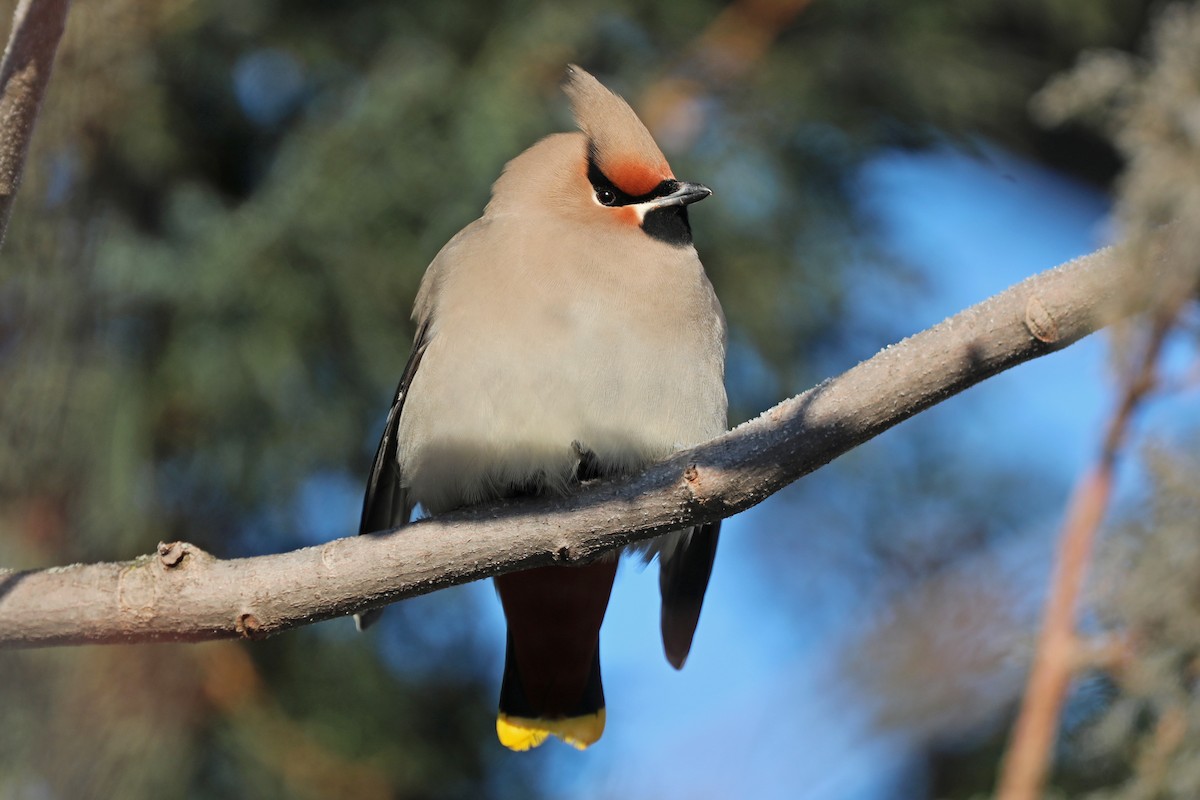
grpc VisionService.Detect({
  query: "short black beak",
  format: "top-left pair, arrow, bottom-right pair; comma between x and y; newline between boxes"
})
649,181 -> 712,209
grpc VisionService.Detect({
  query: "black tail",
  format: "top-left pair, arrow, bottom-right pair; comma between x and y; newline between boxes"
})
659,522 -> 720,669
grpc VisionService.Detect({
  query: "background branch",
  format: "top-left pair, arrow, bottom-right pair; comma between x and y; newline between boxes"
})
0,244 -> 1140,648
0,0 -> 70,248
997,285 -> 1185,799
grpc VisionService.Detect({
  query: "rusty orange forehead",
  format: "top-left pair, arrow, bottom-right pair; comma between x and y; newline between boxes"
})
605,159 -> 671,197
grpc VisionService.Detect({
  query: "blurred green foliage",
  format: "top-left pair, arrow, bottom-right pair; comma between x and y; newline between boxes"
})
0,0 -> 1184,797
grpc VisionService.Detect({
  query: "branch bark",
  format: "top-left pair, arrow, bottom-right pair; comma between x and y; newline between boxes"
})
0,0 -> 71,248
0,245 -> 1134,647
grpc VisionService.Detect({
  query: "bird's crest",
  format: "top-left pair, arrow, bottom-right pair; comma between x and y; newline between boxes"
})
564,65 -> 672,197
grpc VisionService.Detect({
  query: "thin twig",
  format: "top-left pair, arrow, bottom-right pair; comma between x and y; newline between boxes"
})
1135,706 -> 1187,794
0,0 -> 72,249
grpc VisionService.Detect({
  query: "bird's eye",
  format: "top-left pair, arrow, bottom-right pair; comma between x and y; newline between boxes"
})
595,187 -> 617,206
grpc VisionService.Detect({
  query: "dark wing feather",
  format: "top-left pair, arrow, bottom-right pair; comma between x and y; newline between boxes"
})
355,319 -> 430,630
658,522 -> 720,669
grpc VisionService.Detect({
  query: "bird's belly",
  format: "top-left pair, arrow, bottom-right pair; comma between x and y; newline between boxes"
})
396,300 -> 723,515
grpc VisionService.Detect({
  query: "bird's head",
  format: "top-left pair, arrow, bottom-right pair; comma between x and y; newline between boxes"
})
488,65 -> 711,246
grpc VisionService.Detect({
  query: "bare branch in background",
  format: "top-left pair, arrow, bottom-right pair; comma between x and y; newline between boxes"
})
997,292 -> 1184,800
0,0 -> 71,248
0,244 -> 1143,648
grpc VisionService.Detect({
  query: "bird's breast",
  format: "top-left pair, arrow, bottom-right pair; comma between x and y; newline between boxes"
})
396,221 -> 726,514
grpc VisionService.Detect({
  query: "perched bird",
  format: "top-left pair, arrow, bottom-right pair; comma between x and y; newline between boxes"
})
358,65 -> 727,751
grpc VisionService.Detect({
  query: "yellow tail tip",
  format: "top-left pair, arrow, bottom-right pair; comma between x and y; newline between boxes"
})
496,710 -> 606,751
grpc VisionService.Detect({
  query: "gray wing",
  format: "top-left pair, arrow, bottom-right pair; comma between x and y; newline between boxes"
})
355,319 -> 430,630
659,521 -> 720,669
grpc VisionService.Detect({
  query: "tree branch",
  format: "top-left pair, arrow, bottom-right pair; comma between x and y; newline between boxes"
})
0,245 -> 1135,647
0,0 -> 71,248
997,282 -> 1183,800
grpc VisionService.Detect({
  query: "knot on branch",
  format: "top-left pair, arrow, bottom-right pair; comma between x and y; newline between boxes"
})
1025,295 -> 1060,343
235,612 -> 263,640
154,540 -> 212,570
682,463 -> 713,503
157,541 -> 187,568
553,541 -> 594,564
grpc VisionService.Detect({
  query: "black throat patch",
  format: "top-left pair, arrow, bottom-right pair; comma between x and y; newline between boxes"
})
641,205 -> 693,246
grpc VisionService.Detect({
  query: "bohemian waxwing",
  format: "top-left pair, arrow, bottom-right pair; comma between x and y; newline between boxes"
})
357,65 -> 727,751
